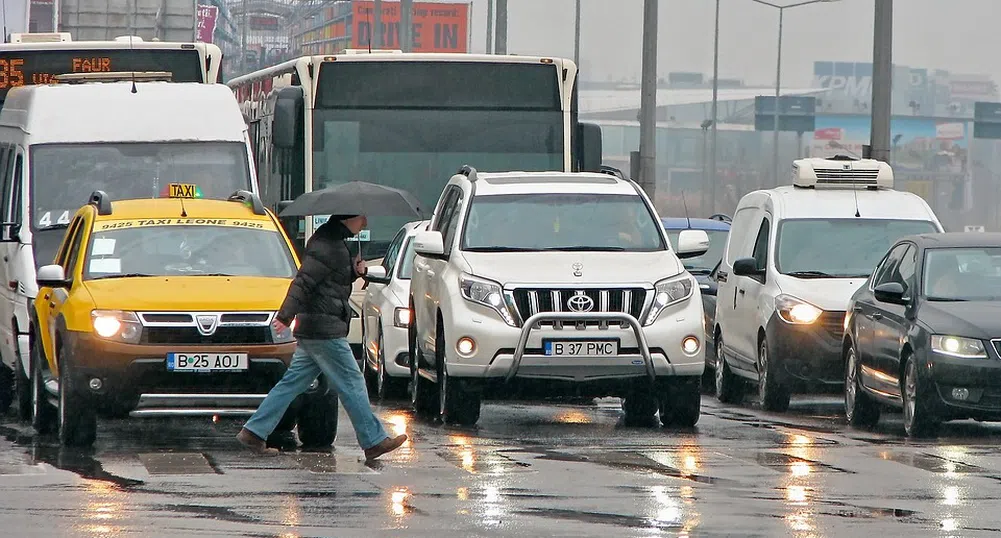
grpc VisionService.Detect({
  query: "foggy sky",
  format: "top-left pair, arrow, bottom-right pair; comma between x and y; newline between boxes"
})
463,0 -> 1001,87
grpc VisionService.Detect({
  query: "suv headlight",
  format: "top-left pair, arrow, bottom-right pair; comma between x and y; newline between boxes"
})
931,335 -> 987,359
271,316 -> 296,343
644,274 -> 695,326
459,273 -> 517,326
91,310 -> 142,344
775,295 -> 823,324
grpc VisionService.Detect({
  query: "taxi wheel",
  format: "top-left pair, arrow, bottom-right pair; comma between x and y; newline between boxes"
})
436,325 -> 480,426
15,349 -> 31,422
757,338 -> 790,412
659,377 -> 701,428
57,357 -> 97,447
30,334 -> 55,434
296,375 -> 339,448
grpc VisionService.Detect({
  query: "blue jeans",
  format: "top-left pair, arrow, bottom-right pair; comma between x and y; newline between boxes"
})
243,337 -> 390,450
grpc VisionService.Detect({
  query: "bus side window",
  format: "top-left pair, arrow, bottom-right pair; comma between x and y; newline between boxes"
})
0,145 -> 13,223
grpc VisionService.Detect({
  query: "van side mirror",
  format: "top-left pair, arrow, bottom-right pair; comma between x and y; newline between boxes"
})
732,257 -> 764,277
273,87 -> 304,149
364,265 -> 391,284
873,281 -> 906,304
579,122 -> 602,173
676,229 -> 710,259
0,222 -> 19,243
414,230 -> 445,258
36,264 -> 69,288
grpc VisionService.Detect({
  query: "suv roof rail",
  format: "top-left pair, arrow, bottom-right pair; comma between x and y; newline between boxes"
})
89,190 -> 113,215
228,190 -> 267,215
457,165 -> 478,181
598,165 -> 625,179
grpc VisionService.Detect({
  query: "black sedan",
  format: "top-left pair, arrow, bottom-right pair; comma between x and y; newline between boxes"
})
843,232 -> 1001,437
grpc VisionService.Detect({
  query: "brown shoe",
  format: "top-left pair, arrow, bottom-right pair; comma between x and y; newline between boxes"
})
364,434 -> 408,461
236,428 -> 279,456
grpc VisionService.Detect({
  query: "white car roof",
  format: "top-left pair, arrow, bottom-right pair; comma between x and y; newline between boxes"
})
466,171 -> 640,196
764,186 -> 938,221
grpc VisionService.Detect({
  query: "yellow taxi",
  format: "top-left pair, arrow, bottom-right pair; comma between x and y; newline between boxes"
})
29,185 -> 337,447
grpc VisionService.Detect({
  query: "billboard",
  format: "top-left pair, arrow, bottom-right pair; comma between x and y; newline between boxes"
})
352,1 -> 468,53
196,4 -> 218,43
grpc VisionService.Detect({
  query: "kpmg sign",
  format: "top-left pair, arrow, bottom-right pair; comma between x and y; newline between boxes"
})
813,62 -> 874,101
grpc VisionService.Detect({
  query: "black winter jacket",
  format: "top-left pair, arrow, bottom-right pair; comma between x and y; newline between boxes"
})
276,220 -> 360,339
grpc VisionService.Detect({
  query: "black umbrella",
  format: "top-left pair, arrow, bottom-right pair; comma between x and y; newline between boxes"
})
278,181 -> 423,218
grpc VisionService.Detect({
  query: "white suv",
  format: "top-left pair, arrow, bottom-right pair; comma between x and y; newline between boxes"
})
408,167 -> 711,427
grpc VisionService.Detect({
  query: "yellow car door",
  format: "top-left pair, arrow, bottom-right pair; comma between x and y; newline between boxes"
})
36,215 -> 88,376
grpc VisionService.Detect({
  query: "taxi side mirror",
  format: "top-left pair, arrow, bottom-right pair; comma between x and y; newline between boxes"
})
37,264 -> 69,288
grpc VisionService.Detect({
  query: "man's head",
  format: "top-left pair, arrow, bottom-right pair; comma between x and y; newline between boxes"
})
339,214 -> 368,235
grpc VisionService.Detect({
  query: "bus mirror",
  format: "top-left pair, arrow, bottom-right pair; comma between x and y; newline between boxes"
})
579,122 -> 602,173
274,87 -> 304,149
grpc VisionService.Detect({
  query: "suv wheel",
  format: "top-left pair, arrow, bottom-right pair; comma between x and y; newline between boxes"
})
714,333 -> 744,404
57,356 -> 97,447
659,376 -> 701,427
409,316 -> 436,417
623,382 -> 658,426
757,338 -> 790,412
296,375 -> 339,448
844,344 -> 880,427
436,326 -> 480,426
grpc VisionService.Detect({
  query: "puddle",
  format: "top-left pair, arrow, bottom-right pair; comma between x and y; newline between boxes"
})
531,448 -> 738,486
878,450 -> 986,474
137,452 -> 219,475
295,453 -> 377,474
519,507 -> 681,530
0,424 -> 144,488
161,503 -> 263,525
753,451 -> 854,474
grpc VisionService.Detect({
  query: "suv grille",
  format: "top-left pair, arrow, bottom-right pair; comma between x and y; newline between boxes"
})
511,288 -> 647,323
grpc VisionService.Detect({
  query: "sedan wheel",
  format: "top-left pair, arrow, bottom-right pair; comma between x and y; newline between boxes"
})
844,345 -> 880,427
902,358 -> 940,437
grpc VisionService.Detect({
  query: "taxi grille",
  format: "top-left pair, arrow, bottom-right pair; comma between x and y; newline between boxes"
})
142,327 -> 271,345
511,288 -> 647,323
137,311 -> 274,345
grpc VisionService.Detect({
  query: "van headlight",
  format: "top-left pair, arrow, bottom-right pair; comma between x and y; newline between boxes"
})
931,335 -> 987,359
775,295 -> 823,324
459,273 -> 517,326
644,274 -> 695,326
91,310 -> 142,344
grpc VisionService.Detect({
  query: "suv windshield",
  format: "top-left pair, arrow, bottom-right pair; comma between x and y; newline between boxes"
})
667,229 -> 729,274
83,224 -> 296,280
462,193 -> 666,252
924,247 -> 1001,301
776,218 -> 939,278
31,142 -> 252,230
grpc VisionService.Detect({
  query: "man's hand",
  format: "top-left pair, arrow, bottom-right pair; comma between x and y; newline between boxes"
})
273,319 -> 289,334
354,255 -> 367,276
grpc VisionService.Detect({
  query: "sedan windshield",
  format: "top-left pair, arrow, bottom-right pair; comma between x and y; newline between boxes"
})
924,247 -> 1001,300
462,193 -> 666,252
777,218 -> 939,278
667,229 -> 729,274
83,224 -> 296,280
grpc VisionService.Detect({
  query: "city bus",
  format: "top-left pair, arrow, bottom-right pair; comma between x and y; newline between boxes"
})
0,33 -> 223,108
228,52 -> 604,361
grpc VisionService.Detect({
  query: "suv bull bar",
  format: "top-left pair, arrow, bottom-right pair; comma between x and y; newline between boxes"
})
507,311 -> 656,383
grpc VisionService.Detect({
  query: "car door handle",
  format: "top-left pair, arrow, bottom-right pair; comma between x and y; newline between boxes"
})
426,269 -> 435,277
738,289 -> 745,295
852,305 -> 863,312
43,293 -> 50,300
871,312 -> 883,320
49,302 -> 55,308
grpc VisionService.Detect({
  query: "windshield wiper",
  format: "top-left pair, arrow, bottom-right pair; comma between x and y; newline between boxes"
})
785,270 -> 834,278
35,223 -> 70,232
89,272 -> 155,280
687,267 -> 712,275
197,273 -> 234,277
927,296 -> 968,302
541,246 -> 627,252
464,246 -> 543,252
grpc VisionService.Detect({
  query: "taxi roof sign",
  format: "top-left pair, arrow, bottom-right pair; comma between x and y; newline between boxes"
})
164,183 -> 203,199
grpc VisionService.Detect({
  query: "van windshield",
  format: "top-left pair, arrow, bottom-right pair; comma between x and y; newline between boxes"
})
29,142 -> 252,230
776,218 -> 939,278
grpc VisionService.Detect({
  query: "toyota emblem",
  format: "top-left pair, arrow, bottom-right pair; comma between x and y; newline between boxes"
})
572,262 -> 583,277
566,292 -> 594,313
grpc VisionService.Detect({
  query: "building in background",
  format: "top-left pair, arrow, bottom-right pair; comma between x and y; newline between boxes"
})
225,0 -> 294,79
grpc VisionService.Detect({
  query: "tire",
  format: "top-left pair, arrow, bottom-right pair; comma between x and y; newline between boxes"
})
14,346 -> 30,422
30,333 -> 55,434
408,310 -> 436,417
902,357 -> 940,438
844,344 -> 880,428
714,333 -> 744,404
57,357 -> 97,447
757,337 -> 790,412
376,324 -> 406,400
296,375 -> 339,448
659,376 -> 701,427
623,383 -> 659,426
0,363 -> 13,415
436,325 -> 480,426
362,323 -> 378,395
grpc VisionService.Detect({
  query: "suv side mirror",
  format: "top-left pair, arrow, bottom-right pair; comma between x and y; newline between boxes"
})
414,230 -> 445,258
36,264 -> 69,288
873,281 -> 906,304
0,222 -> 19,243
364,265 -> 391,284
676,229 -> 710,259
732,257 -> 764,277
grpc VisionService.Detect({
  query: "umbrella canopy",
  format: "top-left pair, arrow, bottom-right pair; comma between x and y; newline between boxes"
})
278,181 -> 423,218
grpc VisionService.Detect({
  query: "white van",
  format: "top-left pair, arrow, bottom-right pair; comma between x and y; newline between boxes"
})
0,77 -> 258,415
712,156 -> 943,411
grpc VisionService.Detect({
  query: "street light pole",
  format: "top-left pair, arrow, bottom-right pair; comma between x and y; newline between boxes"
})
373,0 -> 383,48
574,0 -> 581,67
709,0 -> 720,213
486,0 -> 494,53
870,0 -> 893,163
638,0 -> 658,199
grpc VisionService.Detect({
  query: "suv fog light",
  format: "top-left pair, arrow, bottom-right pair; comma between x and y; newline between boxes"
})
682,336 -> 700,355
456,337 -> 476,357
88,377 -> 103,391
952,388 -> 970,401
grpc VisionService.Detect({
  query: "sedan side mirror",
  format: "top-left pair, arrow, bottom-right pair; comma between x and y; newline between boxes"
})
37,264 -> 69,288
414,230 -> 445,259
364,265 -> 391,285
732,257 -> 764,277
873,281 -> 907,304
676,229 -> 711,259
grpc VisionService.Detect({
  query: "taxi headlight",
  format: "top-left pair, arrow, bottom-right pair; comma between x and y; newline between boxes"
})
271,316 -> 296,343
931,335 -> 987,359
459,273 -> 517,327
644,274 -> 695,326
775,295 -> 823,324
91,310 -> 142,344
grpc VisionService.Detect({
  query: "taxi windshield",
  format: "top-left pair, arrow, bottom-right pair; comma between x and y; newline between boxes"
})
83,223 -> 297,280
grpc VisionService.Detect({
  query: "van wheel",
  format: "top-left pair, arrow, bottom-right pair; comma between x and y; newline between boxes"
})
296,375 -> 339,449
714,334 -> 744,404
437,326 -> 480,426
15,348 -> 31,421
58,357 -> 97,447
30,333 -> 55,434
758,338 -> 790,412
659,376 -> 701,427
0,364 -> 13,414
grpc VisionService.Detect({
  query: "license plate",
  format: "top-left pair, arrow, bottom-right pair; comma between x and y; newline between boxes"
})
543,340 -> 619,357
167,352 -> 249,371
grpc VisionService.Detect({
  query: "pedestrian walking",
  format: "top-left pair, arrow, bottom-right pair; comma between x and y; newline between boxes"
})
237,214 -> 408,460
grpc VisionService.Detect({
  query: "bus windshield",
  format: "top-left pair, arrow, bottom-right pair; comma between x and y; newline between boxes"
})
311,61 -> 565,259
30,142 -> 253,230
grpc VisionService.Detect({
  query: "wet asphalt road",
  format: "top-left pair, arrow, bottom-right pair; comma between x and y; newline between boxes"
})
2,393 -> 1001,537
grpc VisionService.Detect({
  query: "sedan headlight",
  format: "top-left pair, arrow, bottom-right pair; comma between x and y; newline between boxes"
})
458,273 -> 516,326
91,310 -> 142,344
931,335 -> 987,359
775,295 -> 823,324
644,274 -> 695,326
271,316 -> 296,343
